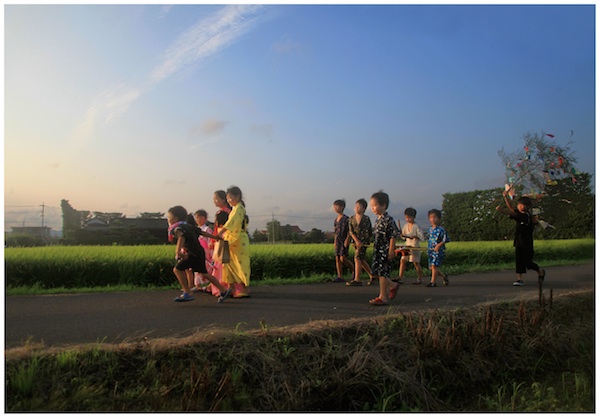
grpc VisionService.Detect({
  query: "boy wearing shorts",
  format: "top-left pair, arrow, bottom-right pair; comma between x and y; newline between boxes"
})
399,207 -> 425,284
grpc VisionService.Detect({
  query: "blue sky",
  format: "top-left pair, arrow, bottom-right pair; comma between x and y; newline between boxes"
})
4,4 -> 596,233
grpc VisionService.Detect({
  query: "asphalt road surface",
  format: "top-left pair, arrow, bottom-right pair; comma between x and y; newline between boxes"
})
5,264 -> 594,349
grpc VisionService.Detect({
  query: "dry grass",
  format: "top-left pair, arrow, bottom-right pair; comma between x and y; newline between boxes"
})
6,289 -> 594,412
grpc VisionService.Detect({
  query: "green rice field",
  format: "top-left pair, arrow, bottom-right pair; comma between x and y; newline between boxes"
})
4,239 -> 594,290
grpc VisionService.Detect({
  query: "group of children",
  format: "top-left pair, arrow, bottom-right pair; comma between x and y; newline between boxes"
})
334,189 -> 544,305
166,186 -> 251,303
166,185 -> 544,307
333,192 -> 450,306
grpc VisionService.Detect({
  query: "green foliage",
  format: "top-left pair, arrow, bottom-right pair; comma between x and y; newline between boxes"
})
443,172 -> 594,241
5,291 -> 594,412
442,188 -> 515,241
4,240 -> 594,290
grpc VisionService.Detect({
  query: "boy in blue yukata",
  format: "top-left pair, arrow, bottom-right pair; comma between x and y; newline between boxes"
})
426,209 -> 450,287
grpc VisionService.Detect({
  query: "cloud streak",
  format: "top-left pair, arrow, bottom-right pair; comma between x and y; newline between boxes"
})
75,5 -> 265,144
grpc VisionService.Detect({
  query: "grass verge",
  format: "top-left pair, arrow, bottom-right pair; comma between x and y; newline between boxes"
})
5,289 -> 594,412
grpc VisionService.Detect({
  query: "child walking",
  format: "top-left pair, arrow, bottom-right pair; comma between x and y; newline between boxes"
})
207,191 -> 232,297
167,206 -> 232,303
426,209 -> 450,287
332,199 -> 355,283
347,198 -> 375,286
496,191 -> 546,286
399,207 -> 425,284
217,186 -> 251,298
192,209 -> 214,291
368,191 -> 400,306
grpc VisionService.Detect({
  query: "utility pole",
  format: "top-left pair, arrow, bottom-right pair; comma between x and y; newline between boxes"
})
271,212 -> 275,244
40,202 -> 45,228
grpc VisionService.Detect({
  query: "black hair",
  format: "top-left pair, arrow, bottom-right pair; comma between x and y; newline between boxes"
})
185,214 -> 196,226
333,199 -> 346,209
215,190 -> 232,209
517,196 -> 533,209
428,209 -> 442,219
356,198 -> 367,209
168,206 -> 187,222
227,186 -> 245,207
215,210 -> 229,228
370,191 -> 389,209
194,209 -> 208,218
404,207 -> 417,217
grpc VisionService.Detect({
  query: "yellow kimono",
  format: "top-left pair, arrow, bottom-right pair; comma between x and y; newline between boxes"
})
222,203 -> 251,286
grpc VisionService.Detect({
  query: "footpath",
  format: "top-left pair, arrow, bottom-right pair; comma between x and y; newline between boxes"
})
5,263 -> 594,349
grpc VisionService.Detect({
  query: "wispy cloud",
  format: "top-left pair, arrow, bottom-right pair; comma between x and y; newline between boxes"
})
74,5 -> 265,144
156,5 -> 173,21
272,34 -> 306,55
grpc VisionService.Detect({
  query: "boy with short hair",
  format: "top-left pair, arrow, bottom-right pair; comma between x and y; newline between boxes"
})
332,199 -> 354,282
347,198 -> 375,286
167,205 -> 232,303
426,209 -> 450,287
399,207 -> 425,284
496,192 -> 546,286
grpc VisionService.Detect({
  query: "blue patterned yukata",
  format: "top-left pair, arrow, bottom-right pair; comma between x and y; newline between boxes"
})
428,226 -> 450,267
334,214 -> 350,256
371,212 -> 398,277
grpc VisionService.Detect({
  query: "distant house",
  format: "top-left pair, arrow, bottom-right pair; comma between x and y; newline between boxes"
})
82,216 -> 169,243
289,225 -> 304,235
11,226 -> 52,240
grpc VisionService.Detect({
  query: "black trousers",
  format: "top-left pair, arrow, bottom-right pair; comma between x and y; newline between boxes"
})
515,245 -> 539,274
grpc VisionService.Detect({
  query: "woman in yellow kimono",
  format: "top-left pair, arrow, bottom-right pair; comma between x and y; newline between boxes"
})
217,186 -> 251,298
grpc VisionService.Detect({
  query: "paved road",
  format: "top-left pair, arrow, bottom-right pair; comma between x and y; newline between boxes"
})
5,264 -> 594,349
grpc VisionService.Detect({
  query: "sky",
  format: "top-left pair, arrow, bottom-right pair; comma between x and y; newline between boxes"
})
4,3 -> 596,234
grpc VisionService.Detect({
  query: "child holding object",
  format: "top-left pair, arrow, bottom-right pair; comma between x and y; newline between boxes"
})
167,206 -> 232,303
348,198 -> 375,286
426,209 -> 450,287
217,186 -> 251,298
496,191 -> 546,286
369,191 -> 400,306
399,207 -> 425,285
332,199 -> 355,283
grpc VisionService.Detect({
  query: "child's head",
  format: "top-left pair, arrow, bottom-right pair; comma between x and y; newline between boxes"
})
370,191 -> 389,216
226,186 -> 244,207
404,207 -> 417,223
214,190 -> 229,208
333,199 -> 346,214
428,209 -> 442,226
167,205 -> 187,225
354,198 -> 367,215
194,209 -> 208,226
516,196 -> 532,213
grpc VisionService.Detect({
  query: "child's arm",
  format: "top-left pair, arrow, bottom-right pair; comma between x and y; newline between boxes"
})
198,229 -> 222,241
388,236 -> 396,260
496,190 -> 515,215
175,233 -> 187,260
349,230 -> 361,247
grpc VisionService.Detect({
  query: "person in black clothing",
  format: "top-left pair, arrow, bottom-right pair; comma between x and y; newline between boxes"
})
167,206 -> 232,302
496,192 -> 546,286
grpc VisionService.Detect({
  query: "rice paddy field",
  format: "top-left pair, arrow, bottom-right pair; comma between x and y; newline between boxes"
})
4,239 -> 595,290
5,239 -> 595,411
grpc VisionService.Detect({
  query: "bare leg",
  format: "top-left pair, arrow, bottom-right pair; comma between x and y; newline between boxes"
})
174,267 -> 191,294
399,259 -> 407,278
361,260 -> 374,279
414,262 -> 423,281
342,256 -> 354,275
354,257 -> 362,281
335,256 -> 343,278
186,269 -> 194,289
378,276 -> 394,302
200,273 -> 228,293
